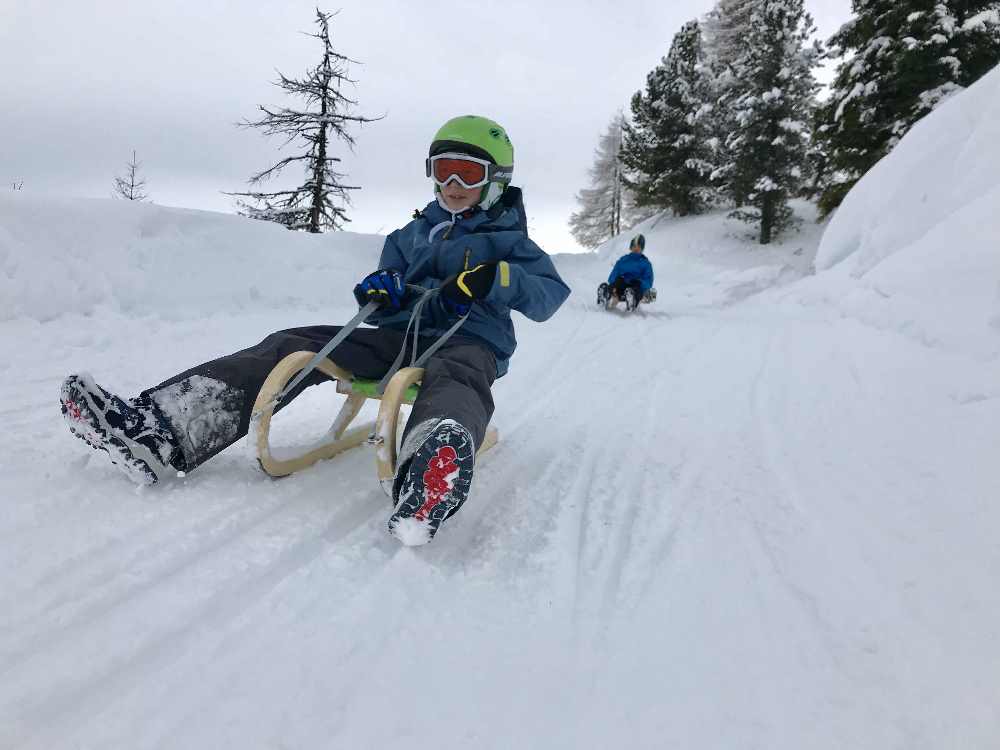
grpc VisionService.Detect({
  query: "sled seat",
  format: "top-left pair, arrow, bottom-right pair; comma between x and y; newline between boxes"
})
251,351 -> 498,496
337,376 -> 419,403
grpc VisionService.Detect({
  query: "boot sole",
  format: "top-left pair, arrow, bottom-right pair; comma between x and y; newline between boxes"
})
61,375 -> 161,486
388,420 -> 474,546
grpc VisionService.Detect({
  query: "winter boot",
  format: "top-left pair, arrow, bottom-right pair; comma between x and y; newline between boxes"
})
389,418 -> 476,546
624,287 -> 639,312
60,373 -> 184,485
597,282 -> 610,307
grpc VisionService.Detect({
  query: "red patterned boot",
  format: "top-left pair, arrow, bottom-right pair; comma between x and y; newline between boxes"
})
389,419 -> 475,546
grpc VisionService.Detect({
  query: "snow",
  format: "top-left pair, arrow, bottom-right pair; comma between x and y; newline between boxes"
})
814,63 -> 1000,361
3,67 -> 1000,746
963,9 -> 1000,31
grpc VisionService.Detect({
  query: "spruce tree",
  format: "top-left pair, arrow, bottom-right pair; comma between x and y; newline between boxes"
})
620,20 -> 716,217
228,9 -> 380,232
702,0 -> 759,202
717,0 -> 821,244
703,0 -> 759,79
817,0 -> 1000,215
569,113 -> 630,249
113,150 -> 149,201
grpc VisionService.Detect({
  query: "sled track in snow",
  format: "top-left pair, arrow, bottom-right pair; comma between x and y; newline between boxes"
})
5,489 -> 383,749
4,252 -> 1000,747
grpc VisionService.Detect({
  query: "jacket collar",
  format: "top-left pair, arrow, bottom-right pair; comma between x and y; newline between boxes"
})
418,187 -> 524,234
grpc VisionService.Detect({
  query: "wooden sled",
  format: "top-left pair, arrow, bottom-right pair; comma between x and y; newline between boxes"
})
250,351 -> 498,496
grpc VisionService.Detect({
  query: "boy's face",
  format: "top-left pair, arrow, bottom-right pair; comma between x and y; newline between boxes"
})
439,181 -> 481,212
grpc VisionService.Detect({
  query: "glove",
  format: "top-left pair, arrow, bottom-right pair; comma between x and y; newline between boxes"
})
440,263 -> 497,316
354,269 -> 405,311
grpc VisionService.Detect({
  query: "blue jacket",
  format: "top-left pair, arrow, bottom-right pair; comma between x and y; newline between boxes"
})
608,252 -> 654,292
370,188 -> 570,376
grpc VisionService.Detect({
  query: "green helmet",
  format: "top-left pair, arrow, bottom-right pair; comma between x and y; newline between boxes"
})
429,115 -> 514,210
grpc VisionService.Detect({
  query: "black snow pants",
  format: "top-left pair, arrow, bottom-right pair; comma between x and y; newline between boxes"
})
142,325 -> 496,473
611,276 -> 643,301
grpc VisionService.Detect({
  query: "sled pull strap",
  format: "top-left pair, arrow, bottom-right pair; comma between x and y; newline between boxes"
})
375,288 -> 468,396
275,300 -> 380,405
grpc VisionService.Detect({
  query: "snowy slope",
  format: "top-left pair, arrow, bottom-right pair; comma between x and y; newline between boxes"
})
3,69 -> 1000,749
0,195 -> 383,323
808,64 -> 1000,361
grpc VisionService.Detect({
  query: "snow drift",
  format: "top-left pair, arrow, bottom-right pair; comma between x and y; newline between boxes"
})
811,63 -> 1000,360
0,195 -> 383,323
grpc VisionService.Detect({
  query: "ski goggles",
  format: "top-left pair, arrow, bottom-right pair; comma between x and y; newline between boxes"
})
425,152 -> 513,189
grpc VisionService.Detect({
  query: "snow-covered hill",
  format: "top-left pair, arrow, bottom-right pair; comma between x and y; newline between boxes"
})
807,63 -> 1000,361
0,196 -> 383,323
2,69 -> 999,749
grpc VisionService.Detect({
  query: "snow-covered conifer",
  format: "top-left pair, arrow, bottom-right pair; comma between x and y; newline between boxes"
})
816,0 -> 1000,215
703,0 -> 758,78
228,10 -> 380,232
620,20 -> 716,217
716,0 -> 821,244
702,0 -> 758,195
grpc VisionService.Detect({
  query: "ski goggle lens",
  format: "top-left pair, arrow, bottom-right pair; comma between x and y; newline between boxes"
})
428,155 -> 490,188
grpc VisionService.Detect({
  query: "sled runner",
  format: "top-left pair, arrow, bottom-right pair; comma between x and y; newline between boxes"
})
251,351 -> 498,496
598,283 -> 657,312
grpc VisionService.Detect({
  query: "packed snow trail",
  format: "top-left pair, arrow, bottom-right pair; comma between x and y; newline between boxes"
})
4,64 -> 1000,744
2,229 -> 998,748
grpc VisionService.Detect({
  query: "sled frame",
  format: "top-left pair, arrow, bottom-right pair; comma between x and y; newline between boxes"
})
603,286 -> 656,312
251,351 -> 497,496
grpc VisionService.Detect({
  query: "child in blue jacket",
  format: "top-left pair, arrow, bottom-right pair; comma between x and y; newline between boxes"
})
598,234 -> 654,311
60,115 -> 570,546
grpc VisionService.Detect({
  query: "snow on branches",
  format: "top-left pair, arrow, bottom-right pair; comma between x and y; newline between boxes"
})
621,20 -> 716,218
816,0 -> 1000,215
714,0 -> 821,243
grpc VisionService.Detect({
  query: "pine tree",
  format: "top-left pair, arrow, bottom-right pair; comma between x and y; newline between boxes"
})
702,0 -> 759,200
569,113 -> 630,248
703,0 -> 759,77
620,20 -> 716,217
817,0 -> 1000,215
717,0 -> 821,244
113,150 -> 149,201
228,9 -> 380,232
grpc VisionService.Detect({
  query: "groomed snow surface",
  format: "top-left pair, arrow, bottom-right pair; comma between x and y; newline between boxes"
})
3,67 -> 1000,749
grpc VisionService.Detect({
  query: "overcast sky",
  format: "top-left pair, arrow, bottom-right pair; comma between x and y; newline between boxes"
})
2,0 -> 851,254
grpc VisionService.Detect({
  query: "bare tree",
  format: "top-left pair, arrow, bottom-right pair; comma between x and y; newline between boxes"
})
113,150 -> 149,201
227,9 -> 381,232
569,112 -> 631,249
11,180 -> 24,191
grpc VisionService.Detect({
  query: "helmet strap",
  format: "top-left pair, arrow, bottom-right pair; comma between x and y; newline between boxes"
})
432,181 -> 507,212
477,182 -> 506,210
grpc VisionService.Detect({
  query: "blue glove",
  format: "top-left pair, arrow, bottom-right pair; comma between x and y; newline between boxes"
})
354,269 -> 405,311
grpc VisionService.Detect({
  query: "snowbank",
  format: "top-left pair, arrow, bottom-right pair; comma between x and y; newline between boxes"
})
0,195 -> 383,322
812,64 -> 1000,359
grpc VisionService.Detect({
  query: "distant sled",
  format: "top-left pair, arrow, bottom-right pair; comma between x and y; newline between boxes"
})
597,283 -> 657,313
